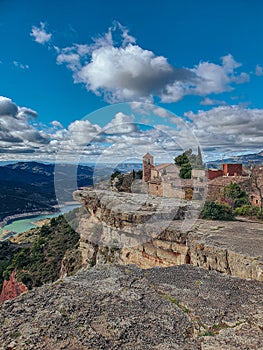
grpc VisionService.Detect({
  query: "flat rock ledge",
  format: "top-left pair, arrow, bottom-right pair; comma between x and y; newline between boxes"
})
74,189 -> 263,281
0,264 -> 262,350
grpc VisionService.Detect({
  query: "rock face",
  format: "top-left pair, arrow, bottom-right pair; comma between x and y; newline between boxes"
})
74,189 -> 263,281
0,264 -> 262,350
0,271 -> 27,304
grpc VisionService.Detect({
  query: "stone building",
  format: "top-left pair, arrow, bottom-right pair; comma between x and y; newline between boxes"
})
207,164 -> 243,180
142,153 -> 263,207
222,163 -> 243,177
142,153 -> 206,199
142,153 -> 154,182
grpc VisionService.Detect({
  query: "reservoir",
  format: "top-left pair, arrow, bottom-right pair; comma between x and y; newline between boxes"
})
0,203 -> 81,239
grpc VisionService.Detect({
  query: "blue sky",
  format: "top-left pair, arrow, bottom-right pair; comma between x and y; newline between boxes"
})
1,0 -> 263,161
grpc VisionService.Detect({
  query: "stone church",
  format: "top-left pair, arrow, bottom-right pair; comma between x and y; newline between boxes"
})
142,153 -> 206,199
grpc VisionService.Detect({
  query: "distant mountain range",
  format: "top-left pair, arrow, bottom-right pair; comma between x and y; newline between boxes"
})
0,161 -> 143,222
0,162 -> 94,222
207,150 -> 263,168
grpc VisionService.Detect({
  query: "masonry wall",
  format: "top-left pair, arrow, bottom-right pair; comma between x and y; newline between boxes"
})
148,182 -> 163,196
143,162 -> 154,182
207,169 -> 224,180
223,164 -> 242,176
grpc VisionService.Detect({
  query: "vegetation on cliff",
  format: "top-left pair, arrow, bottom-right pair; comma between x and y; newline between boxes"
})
202,183 -> 261,220
0,241 -> 21,291
0,214 -> 81,291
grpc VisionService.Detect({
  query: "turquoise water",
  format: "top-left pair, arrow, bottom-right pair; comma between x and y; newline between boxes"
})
0,204 -> 81,237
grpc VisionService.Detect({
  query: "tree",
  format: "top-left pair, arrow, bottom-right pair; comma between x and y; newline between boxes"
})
223,182 -> 249,209
111,171 -> 121,181
174,149 -> 192,179
174,150 -> 192,167
180,163 -> 192,179
174,148 -> 204,179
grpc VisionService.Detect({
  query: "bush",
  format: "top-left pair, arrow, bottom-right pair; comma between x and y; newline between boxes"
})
201,201 -> 234,220
234,205 -> 260,217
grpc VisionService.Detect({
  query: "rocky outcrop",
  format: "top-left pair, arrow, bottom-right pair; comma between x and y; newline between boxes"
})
0,271 -> 27,304
74,189 -> 263,281
0,264 -> 262,349
59,248 -> 83,279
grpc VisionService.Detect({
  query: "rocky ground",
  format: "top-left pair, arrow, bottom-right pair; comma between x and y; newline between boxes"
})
0,264 -> 262,350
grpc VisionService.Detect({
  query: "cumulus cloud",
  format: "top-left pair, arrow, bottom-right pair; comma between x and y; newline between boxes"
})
0,97 -> 103,160
30,22 -> 52,44
104,112 -> 138,134
185,105 -> 263,153
67,119 -> 101,145
0,97 -> 51,157
2,96 -> 263,162
54,23 -> 249,103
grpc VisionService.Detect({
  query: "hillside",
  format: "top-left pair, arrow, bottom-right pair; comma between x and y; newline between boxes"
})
0,211 -> 82,294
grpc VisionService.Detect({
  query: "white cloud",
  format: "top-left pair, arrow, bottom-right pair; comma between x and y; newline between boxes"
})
200,97 -> 226,106
0,97 -> 50,154
255,64 -> 263,76
67,119 -> 101,145
51,120 -> 63,128
54,23 -> 249,104
2,95 -> 263,162
185,105 -> 263,152
30,22 -> 52,44
104,112 -> 138,134
13,61 -> 29,69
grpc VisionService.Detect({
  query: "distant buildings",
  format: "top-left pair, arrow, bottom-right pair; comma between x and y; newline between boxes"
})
207,164 -> 243,180
142,152 -> 263,208
142,153 -> 206,200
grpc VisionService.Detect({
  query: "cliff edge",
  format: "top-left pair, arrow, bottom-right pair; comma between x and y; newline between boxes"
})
74,189 -> 263,281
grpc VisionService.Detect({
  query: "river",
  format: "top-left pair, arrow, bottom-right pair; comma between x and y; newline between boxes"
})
0,203 -> 81,239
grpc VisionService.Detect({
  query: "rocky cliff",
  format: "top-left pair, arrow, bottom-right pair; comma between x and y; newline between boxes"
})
0,264 -> 262,349
74,189 -> 263,281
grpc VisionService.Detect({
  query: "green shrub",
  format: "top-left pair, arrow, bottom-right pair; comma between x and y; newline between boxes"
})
234,205 -> 260,217
201,201 -> 234,220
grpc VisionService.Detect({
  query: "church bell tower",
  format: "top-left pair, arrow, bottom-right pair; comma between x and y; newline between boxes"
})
143,153 -> 154,182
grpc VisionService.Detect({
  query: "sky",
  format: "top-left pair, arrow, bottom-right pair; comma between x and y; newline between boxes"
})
1,0 -> 263,163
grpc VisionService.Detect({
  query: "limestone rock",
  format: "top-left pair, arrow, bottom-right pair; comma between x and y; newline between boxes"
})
0,265 -> 262,349
74,189 -> 263,281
